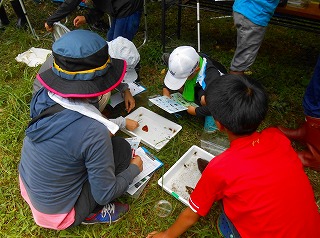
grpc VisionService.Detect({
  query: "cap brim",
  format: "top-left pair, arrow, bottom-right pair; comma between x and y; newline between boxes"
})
122,69 -> 138,83
37,58 -> 126,98
164,71 -> 187,91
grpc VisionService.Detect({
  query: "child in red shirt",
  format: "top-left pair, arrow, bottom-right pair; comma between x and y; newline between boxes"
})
147,74 -> 320,238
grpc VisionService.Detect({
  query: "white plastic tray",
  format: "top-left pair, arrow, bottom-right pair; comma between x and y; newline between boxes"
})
121,107 -> 182,151
158,145 -> 215,206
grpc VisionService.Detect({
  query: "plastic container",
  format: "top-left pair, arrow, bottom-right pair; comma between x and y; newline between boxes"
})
122,107 -> 182,151
154,200 -> 172,217
200,130 -> 229,156
158,145 -> 215,206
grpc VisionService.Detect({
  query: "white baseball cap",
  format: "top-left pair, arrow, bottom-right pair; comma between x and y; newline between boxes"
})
164,46 -> 200,90
108,36 -> 140,83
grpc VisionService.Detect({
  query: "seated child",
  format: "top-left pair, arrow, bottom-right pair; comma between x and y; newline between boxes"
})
148,74 -> 320,237
162,46 -> 227,117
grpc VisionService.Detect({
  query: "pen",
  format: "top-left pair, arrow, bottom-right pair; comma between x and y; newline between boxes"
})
132,149 -> 135,158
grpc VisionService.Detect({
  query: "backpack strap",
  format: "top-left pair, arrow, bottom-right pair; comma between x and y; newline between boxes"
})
28,104 -> 65,127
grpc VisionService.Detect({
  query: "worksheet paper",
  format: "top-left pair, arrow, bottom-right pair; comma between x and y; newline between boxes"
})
149,93 -> 198,113
110,82 -> 146,108
128,147 -> 163,189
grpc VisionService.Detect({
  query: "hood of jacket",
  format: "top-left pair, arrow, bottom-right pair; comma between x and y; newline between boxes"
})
26,88 -> 82,143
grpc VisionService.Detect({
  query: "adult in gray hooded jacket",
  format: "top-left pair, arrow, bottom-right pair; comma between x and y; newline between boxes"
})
19,30 -> 143,230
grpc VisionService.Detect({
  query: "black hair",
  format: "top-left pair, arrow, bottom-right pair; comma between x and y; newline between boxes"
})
205,74 -> 268,135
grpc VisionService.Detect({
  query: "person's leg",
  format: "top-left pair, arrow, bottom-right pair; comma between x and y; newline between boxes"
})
111,136 -> 132,175
230,12 -> 266,74
303,55 -> 320,118
109,10 -> 142,41
10,0 -> 27,28
124,10 -> 142,41
107,17 -> 116,41
279,55 -> 320,140
298,144 -> 320,171
71,180 -> 100,227
0,0 -> 9,30
70,137 -> 131,227
278,55 -> 320,171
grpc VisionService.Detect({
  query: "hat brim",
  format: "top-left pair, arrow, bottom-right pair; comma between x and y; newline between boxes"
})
123,69 -> 138,83
164,71 -> 187,91
37,58 -> 126,98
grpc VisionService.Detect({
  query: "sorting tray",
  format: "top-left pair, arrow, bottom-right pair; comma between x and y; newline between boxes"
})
158,145 -> 215,206
121,107 -> 182,152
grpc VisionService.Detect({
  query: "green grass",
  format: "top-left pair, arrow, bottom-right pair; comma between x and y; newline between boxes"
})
0,0 -> 320,237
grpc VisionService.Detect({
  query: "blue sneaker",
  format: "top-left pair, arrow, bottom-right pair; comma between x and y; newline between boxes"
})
204,116 -> 217,133
82,202 -> 129,225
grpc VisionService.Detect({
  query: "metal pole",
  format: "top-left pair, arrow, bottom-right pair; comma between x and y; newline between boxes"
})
161,0 -> 166,52
138,0 -> 148,49
197,0 -> 200,52
18,0 -> 39,39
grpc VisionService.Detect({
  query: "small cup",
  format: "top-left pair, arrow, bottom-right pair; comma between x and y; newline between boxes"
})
154,200 -> 172,217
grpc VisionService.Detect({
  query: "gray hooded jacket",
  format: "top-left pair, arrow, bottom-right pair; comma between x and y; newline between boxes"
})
19,88 -> 139,214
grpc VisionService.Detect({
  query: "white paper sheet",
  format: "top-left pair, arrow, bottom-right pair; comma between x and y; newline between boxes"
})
149,93 -> 198,114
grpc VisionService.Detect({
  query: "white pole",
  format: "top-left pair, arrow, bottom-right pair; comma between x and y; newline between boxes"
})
197,0 -> 200,52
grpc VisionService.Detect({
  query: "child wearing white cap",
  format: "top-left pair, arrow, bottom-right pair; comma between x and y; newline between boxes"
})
108,36 -> 140,84
107,36 -> 140,114
163,46 -> 227,118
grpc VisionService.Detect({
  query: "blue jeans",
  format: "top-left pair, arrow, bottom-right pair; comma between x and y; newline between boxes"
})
219,202 -> 241,238
303,55 -> 320,118
107,10 -> 142,41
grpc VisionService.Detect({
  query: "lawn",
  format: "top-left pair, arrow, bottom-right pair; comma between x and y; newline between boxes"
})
0,0 -> 319,237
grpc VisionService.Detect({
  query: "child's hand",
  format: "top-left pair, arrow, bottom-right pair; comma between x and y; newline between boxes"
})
131,155 -> 143,172
73,16 -> 86,27
146,231 -> 166,238
125,118 -> 139,131
187,106 -> 196,116
44,22 -> 53,32
163,88 -> 171,98
123,89 -> 135,113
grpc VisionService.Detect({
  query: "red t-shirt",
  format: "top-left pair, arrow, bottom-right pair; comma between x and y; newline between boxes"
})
189,128 -> 320,237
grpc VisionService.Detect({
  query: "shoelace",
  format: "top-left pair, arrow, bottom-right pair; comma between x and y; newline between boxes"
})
100,203 -> 115,225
